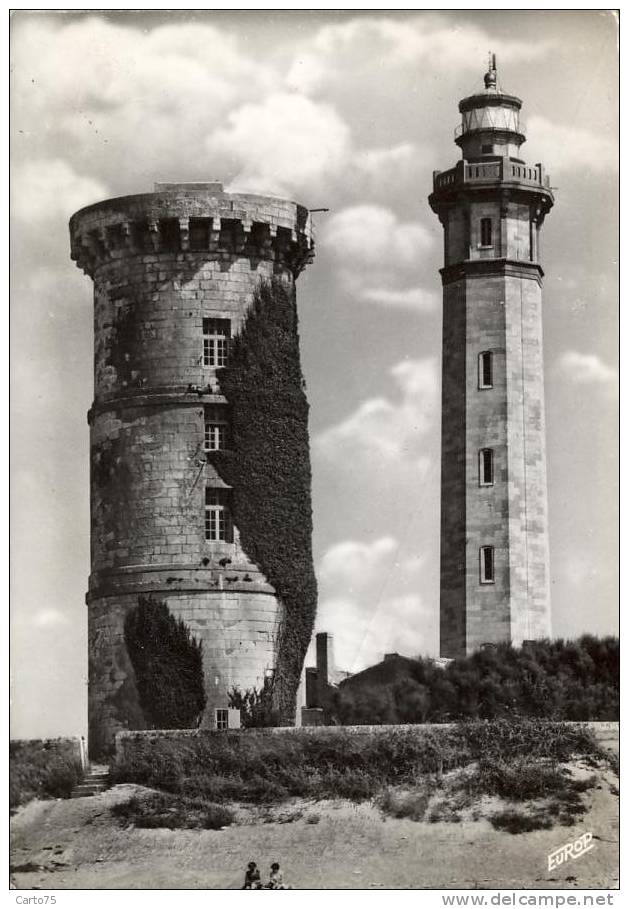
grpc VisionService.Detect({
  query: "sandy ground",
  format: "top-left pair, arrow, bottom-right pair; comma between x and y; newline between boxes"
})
10,761 -> 619,891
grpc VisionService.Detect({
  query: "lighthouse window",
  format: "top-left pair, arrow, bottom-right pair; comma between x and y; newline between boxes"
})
205,487 -> 233,542
480,546 -> 495,584
203,318 -> 231,368
204,406 -> 230,451
478,351 -> 493,389
479,448 -> 494,486
480,218 -> 492,246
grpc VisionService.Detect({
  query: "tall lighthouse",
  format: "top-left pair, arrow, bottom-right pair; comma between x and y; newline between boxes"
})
429,57 -> 554,657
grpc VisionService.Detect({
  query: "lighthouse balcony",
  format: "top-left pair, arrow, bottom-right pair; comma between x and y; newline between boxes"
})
436,159 -> 555,196
433,159 -> 551,193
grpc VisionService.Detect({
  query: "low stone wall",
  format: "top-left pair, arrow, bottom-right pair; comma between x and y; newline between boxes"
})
113,722 -> 454,764
114,721 -> 618,764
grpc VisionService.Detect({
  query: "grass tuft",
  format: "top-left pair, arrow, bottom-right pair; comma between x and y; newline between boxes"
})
111,791 -> 234,830
10,741 -> 83,809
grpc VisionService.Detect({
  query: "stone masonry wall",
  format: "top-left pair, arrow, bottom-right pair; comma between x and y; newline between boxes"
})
464,273 -> 511,651
504,275 -> 552,645
441,269 -> 552,656
440,279 -> 467,658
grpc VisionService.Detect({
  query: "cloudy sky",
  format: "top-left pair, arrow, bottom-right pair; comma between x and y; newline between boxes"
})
10,10 -> 618,738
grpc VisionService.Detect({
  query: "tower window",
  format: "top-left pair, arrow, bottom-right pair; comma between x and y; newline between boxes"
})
190,218 -> 210,251
203,318 -> 230,368
480,546 -> 495,584
478,351 -> 493,389
479,448 -> 494,486
204,406 -> 230,452
216,708 -> 229,730
481,144 -> 493,154
480,218 -> 492,246
205,487 -> 233,542
159,218 -> 180,252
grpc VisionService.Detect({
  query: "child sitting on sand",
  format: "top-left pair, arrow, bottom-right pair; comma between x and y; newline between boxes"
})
267,862 -> 287,889
242,861 -> 261,889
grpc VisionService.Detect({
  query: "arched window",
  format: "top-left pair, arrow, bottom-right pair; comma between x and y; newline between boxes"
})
478,351 -> 493,389
479,448 -> 494,486
480,546 -> 495,584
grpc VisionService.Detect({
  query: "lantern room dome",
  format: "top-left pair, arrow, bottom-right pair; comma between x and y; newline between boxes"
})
455,56 -> 526,161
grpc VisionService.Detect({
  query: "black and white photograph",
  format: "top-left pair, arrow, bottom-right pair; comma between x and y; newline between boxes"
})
9,7 -> 619,896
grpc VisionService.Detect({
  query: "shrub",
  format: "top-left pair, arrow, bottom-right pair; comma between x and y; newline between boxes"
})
467,757 -> 569,801
332,636 -> 619,725
124,596 -> 206,729
10,740 -> 83,808
111,792 -> 234,830
490,809 -> 554,834
378,788 -> 432,821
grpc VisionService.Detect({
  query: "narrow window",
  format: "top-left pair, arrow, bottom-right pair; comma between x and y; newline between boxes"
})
203,318 -> 230,368
205,487 -> 233,542
480,217 -> 492,246
216,708 -> 229,731
480,546 -> 495,584
478,351 -> 493,389
204,405 -> 230,452
190,218 -> 210,251
479,448 -> 494,486
481,144 -> 493,154
159,218 -> 180,252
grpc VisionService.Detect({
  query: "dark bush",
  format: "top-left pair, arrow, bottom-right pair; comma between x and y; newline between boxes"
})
124,596 -> 206,729
490,809 -> 554,834
329,636 -> 619,726
111,791 -> 234,830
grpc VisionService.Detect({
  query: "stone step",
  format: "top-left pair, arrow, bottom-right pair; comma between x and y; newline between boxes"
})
70,765 -> 110,798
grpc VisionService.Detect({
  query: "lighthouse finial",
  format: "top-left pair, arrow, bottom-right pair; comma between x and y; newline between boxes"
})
484,52 -> 497,91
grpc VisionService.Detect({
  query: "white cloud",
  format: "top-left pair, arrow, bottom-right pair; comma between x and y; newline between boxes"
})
557,351 -> 618,391
11,159 -> 107,224
316,536 -> 433,670
287,15 -> 553,93
207,92 -> 351,197
323,204 -> 432,265
321,205 -> 435,310
319,537 -> 398,594
361,287 -> 438,310
527,116 -> 617,174
317,593 -> 433,671
11,18 -> 276,187
13,18 -> 268,116
316,357 -> 438,465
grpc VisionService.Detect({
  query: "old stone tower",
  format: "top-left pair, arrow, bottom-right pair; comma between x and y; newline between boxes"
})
70,182 -> 315,753
429,58 -> 554,657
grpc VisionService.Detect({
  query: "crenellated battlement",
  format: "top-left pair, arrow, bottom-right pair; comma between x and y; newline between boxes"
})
69,183 -> 315,278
